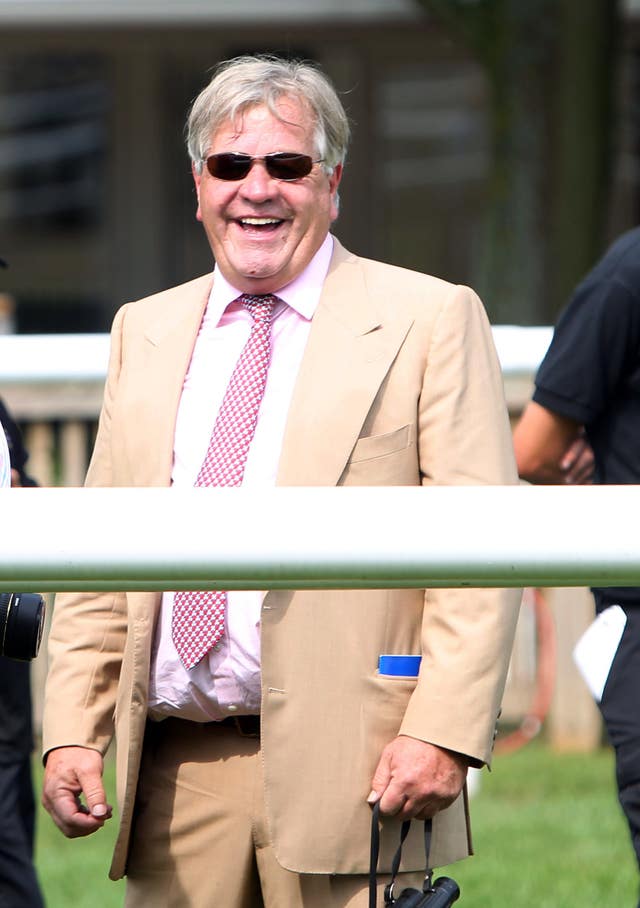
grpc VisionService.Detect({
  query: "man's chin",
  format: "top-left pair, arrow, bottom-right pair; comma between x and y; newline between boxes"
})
226,260 -> 295,295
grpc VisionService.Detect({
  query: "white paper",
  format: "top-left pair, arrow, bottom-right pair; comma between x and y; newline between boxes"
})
573,605 -> 627,702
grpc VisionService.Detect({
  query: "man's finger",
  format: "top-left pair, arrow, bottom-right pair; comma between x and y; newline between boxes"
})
377,781 -> 411,817
42,745 -> 112,838
43,787 -> 108,838
368,744 -> 393,807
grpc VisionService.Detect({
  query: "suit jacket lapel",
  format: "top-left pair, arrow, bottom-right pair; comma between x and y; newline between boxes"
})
276,242 -> 413,487
127,275 -> 212,486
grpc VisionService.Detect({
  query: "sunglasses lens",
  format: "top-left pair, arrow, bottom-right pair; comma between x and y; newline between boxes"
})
205,153 -> 314,181
265,154 -> 313,180
206,154 -> 251,181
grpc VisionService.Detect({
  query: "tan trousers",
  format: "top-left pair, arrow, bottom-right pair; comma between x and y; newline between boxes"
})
124,718 -> 424,908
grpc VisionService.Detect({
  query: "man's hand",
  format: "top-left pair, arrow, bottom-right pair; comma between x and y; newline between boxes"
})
42,745 -> 113,838
367,735 -> 469,820
513,401 -> 584,484
559,433 -> 594,485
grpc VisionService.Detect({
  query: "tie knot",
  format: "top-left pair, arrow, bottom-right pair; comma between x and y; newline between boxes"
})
240,293 -> 277,325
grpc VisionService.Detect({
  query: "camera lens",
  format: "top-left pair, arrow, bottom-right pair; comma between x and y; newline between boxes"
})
0,592 -> 46,661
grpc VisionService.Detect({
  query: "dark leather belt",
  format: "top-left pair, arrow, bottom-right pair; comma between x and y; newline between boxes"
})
218,714 -> 261,738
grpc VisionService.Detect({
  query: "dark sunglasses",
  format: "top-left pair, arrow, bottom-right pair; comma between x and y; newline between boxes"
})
205,152 -> 322,182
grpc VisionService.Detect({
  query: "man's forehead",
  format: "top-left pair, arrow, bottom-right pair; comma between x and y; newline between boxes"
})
214,97 -> 314,140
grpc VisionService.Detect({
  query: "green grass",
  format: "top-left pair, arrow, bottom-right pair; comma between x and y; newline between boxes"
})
33,743 -> 637,907
440,743 -> 638,906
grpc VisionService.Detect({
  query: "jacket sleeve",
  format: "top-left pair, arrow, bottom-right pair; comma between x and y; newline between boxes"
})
400,285 -> 521,766
42,306 -> 129,757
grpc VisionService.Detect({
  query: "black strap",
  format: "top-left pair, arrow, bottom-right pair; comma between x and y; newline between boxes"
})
421,819 -> 433,893
389,818 -> 412,882
369,802 -> 381,908
369,802 -> 433,907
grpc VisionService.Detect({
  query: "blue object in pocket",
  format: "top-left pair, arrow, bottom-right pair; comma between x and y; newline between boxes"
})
378,654 -> 422,676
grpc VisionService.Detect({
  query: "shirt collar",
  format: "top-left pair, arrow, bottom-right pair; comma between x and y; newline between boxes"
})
208,233 -> 333,325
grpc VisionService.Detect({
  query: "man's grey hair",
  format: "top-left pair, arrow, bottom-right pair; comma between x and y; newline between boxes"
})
187,55 -> 350,175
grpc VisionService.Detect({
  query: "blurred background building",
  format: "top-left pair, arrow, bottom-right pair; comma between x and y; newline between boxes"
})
0,0 -> 638,332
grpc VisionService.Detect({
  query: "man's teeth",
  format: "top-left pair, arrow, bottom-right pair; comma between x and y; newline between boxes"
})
240,217 -> 280,226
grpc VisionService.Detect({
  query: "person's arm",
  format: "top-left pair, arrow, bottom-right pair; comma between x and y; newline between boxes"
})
370,285 -> 521,819
42,307 -> 128,838
0,397 -> 38,486
513,400 -> 593,484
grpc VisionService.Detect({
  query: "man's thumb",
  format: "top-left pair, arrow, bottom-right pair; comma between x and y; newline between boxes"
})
80,772 -> 109,817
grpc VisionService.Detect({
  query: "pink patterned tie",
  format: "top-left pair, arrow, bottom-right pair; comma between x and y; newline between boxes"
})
172,294 -> 277,669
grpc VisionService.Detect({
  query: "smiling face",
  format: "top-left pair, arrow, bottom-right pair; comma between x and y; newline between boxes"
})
192,97 -> 342,294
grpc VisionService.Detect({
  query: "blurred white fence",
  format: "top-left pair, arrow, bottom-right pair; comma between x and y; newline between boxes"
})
0,327 -> 550,487
0,326 -> 554,385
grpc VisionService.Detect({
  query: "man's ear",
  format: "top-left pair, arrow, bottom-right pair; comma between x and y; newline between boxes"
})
192,162 -> 203,222
328,163 -> 343,222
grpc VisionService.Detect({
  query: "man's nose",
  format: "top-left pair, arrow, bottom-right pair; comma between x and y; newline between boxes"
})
239,160 -> 275,201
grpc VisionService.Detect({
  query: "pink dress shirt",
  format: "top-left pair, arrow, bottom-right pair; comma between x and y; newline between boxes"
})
148,234 -> 333,721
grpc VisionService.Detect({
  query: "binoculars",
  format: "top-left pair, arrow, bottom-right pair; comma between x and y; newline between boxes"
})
389,875 -> 460,907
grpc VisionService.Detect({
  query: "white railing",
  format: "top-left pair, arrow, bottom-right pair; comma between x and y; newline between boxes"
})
1,485 -> 638,592
0,333 -> 110,384
0,326 -> 554,385
0,326 -> 550,488
492,325 -> 553,377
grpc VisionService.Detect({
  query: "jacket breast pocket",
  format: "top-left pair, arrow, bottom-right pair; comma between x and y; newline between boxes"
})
349,425 -> 412,464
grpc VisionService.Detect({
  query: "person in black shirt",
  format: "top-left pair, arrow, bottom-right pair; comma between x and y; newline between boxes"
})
514,225 -> 640,897
0,400 -> 37,489
0,399 -> 45,908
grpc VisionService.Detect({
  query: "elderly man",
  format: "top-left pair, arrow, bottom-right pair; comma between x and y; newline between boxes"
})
42,55 -> 520,908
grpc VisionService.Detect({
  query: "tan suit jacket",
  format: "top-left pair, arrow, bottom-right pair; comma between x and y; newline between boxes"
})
44,239 -> 521,880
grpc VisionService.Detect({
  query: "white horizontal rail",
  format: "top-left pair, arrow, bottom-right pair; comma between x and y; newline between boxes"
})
0,334 -> 110,384
0,326 -> 552,384
0,486 -> 638,592
492,325 -> 553,376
